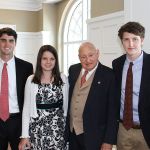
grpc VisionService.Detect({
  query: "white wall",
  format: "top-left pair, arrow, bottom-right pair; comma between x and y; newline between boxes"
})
124,0 -> 150,53
15,31 -> 51,70
0,24 -> 51,70
15,32 -> 42,68
87,0 -> 150,68
87,11 -> 124,68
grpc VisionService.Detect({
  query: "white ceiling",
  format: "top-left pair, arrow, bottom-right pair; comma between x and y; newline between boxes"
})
0,0 -> 63,11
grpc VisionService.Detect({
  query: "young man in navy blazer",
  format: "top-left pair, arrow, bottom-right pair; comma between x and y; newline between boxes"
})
112,22 -> 150,150
0,27 -> 33,150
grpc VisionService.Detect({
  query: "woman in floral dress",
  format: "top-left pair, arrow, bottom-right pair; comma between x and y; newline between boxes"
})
19,45 -> 69,150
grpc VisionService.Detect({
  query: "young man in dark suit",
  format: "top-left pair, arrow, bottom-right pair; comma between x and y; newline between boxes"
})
67,42 -> 118,150
0,27 -> 33,150
112,22 -> 150,150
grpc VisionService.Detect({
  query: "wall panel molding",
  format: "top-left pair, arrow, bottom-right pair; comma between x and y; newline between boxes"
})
0,0 -> 42,11
87,11 -> 124,68
15,31 -> 50,69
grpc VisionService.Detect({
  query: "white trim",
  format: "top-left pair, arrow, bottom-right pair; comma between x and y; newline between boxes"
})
0,0 -> 63,11
43,0 -> 62,3
87,11 -> 124,68
0,24 -> 16,30
17,31 -> 51,45
0,0 -> 42,11
58,0 -> 90,73
17,31 -> 43,37
58,0 -> 76,71
124,0 -> 133,22
15,32 -> 43,68
124,0 -> 150,52
87,11 -> 124,23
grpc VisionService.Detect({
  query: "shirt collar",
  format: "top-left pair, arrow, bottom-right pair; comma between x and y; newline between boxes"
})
81,62 -> 99,76
126,51 -> 143,65
0,56 -> 15,65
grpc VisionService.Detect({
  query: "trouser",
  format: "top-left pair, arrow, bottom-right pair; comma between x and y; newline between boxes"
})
117,123 -> 150,150
69,129 -> 86,150
0,113 -> 21,150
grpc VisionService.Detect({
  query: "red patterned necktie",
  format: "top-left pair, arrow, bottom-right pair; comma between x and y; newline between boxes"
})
0,63 -> 9,121
123,62 -> 133,130
81,70 -> 88,87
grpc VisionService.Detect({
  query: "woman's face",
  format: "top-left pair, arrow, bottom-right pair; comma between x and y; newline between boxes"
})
41,51 -> 56,72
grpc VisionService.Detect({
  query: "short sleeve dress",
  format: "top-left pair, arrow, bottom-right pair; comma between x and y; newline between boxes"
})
29,83 -> 66,150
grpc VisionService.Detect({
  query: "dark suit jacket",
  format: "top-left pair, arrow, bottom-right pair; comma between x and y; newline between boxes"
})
67,62 -> 118,150
0,57 -> 33,139
112,52 -> 150,147
15,57 -> 33,112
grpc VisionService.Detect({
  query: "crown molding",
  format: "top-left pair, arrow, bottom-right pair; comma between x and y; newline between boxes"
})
0,0 -> 63,11
43,0 -> 62,3
0,0 -> 42,11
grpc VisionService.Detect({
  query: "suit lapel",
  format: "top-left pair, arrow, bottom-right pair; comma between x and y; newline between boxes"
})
15,57 -> 22,102
117,56 -> 126,88
139,52 -> 150,105
69,64 -> 81,103
72,65 -> 81,87
84,63 -> 102,107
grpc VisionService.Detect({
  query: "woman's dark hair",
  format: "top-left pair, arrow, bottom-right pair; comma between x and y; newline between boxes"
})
118,21 -> 145,40
32,45 -> 63,86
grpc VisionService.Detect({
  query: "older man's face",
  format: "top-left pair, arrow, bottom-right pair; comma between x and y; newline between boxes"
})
79,46 -> 99,71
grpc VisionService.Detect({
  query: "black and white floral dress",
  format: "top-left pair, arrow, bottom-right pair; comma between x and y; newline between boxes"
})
29,83 -> 66,150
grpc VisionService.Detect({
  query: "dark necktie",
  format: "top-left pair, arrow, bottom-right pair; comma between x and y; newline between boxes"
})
0,63 -> 9,121
123,62 -> 133,130
80,70 -> 88,87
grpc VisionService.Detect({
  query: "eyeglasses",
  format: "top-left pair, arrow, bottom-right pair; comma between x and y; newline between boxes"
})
79,53 -> 97,62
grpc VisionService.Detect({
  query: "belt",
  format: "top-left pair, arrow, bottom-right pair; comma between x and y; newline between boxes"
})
119,119 -> 141,129
9,112 -> 20,117
36,100 -> 63,109
132,124 -> 141,129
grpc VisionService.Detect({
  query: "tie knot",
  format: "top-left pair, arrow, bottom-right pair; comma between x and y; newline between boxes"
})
128,62 -> 133,70
3,63 -> 7,68
84,70 -> 88,76
80,70 -> 88,87
129,62 -> 133,66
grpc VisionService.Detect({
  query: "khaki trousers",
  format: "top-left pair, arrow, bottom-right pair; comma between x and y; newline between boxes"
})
117,123 -> 150,150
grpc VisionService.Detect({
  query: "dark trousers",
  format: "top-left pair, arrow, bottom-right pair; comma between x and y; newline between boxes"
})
69,129 -> 86,150
0,113 -> 21,150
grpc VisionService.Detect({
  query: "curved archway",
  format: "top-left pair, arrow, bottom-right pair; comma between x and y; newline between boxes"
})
58,0 -> 90,74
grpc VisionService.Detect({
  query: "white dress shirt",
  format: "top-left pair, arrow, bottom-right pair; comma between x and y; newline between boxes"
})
120,52 -> 143,124
81,62 -> 98,81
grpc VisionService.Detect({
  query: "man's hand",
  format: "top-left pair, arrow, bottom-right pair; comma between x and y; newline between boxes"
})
100,143 -> 113,150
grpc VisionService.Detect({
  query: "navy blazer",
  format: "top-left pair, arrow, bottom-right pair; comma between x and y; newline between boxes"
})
15,57 -> 33,112
112,52 -> 150,147
67,62 -> 118,150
